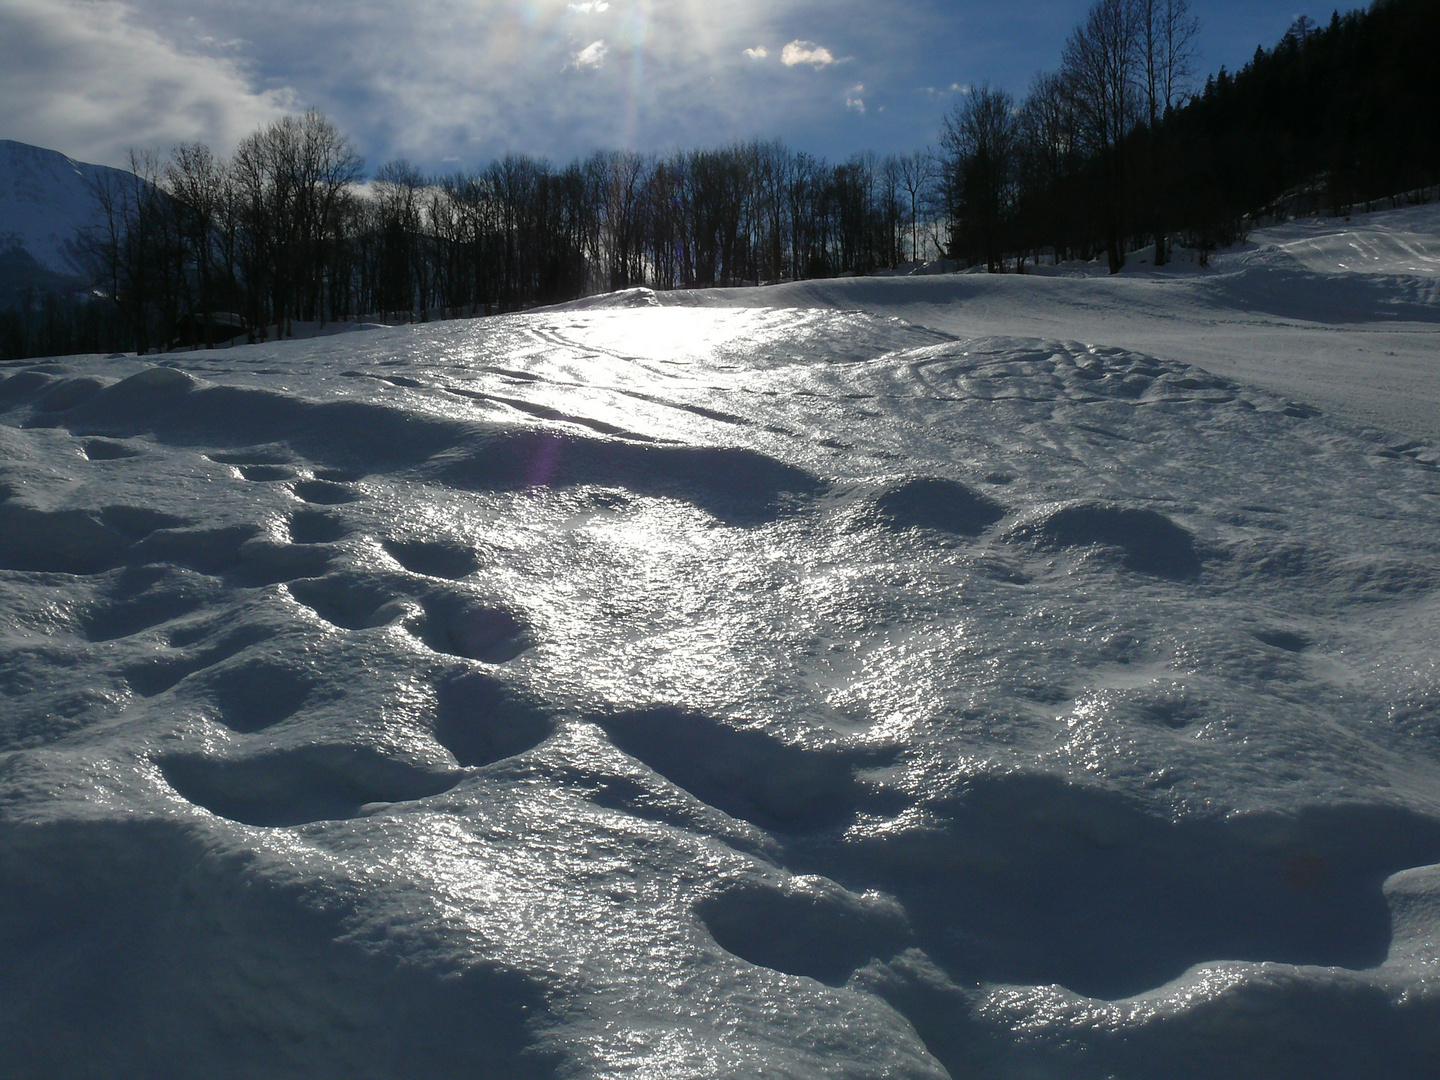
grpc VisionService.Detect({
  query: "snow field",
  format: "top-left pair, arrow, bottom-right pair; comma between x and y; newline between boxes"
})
1,215 -> 1439,1079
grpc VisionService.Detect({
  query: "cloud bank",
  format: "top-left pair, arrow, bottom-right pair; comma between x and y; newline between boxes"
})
0,0 -> 293,166
7,0 -> 1141,173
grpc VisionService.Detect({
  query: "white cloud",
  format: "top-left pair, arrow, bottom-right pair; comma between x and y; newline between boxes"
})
846,84 -> 866,114
743,46 -> 768,60
571,40 -> 608,69
0,0 -> 295,166
780,40 -> 835,69
0,0 -> 946,173
566,2 -> 609,14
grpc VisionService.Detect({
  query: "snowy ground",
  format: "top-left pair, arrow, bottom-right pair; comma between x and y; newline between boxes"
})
2,204 -> 1439,1079
662,201 -> 1440,446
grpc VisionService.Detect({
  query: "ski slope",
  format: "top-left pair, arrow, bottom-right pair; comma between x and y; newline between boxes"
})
1,203 -> 1439,1080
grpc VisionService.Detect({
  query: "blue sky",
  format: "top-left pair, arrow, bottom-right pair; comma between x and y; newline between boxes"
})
1,0 -> 1343,174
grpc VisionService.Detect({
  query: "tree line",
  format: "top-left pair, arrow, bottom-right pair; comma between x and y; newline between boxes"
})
3,0 -> 1436,361
5,115 -> 947,358
941,0 -> 1439,274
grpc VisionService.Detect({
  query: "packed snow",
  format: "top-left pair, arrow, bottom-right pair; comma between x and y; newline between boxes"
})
2,202 -> 1439,1080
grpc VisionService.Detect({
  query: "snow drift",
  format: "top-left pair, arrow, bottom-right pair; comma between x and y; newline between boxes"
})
2,206 -> 1440,1080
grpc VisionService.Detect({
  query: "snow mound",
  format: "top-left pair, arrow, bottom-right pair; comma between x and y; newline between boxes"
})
1009,502 -> 1202,579
547,286 -> 663,310
649,199 -> 1440,445
1245,201 -> 1440,278
873,477 -> 1008,536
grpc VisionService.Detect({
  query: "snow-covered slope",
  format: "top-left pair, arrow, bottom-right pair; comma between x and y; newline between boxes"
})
1244,202 -> 1440,277
2,208 -> 1439,1080
653,200 -> 1440,446
0,140 -> 123,277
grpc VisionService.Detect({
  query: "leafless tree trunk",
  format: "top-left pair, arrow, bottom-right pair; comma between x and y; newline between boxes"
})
1135,0 -> 1200,263
1063,0 -> 1142,272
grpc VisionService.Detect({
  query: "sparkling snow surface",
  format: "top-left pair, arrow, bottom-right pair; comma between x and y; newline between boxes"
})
3,208 -> 1440,1079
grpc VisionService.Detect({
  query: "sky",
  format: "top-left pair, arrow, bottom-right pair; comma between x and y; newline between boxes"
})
1,0 -> 1347,176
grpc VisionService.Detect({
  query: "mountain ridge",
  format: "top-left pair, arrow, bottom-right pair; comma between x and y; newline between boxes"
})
0,139 -> 132,281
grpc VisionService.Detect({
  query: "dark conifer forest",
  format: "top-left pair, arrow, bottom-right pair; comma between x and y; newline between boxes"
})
1154,0 -> 1440,247
2,0 -> 1436,360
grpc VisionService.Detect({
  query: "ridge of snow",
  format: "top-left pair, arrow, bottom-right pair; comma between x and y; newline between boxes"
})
639,199 -> 1440,445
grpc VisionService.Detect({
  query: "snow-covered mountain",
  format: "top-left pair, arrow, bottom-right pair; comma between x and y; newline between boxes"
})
1,202 -> 1439,1080
0,139 -> 126,281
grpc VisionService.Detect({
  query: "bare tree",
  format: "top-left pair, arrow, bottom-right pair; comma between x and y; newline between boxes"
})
752,141 -> 791,282
1016,70 -> 1081,262
1136,0 -> 1199,127
1135,0 -> 1200,263
371,159 -> 426,318
879,154 -> 905,268
80,149 -> 178,353
1284,14 -> 1319,47
295,110 -> 364,325
231,110 -> 362,336
163,142 -> 227,345
1063,0 -> 1142,271
592,150 -> 648,291
941,84 -> 1019,272
897,149 -> 938,265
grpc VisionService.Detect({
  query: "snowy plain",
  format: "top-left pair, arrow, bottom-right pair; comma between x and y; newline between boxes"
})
2,203 -> 1439,1079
